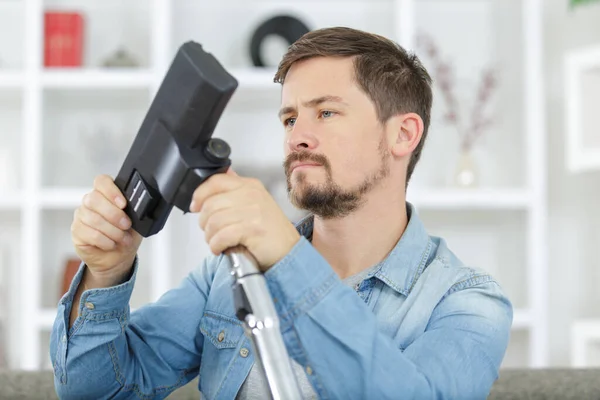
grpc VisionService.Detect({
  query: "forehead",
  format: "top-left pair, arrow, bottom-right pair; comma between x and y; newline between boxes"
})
281,57 -> 357,102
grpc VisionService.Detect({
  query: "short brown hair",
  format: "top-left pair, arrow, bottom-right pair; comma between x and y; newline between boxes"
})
274,26 -> 432,187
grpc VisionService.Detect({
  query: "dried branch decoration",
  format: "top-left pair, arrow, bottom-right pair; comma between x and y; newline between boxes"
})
416,33 -> 498,152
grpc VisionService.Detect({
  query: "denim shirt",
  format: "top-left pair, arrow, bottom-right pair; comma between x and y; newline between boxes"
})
50,202 -> 513,400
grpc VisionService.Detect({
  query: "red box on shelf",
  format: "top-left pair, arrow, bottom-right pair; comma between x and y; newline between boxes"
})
44,11 -> 84,67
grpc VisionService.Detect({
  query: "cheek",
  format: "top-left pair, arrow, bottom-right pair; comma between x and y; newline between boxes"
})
334,138 -> 383,179
330,145 -> 371,183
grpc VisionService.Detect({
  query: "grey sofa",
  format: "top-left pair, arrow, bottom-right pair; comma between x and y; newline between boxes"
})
1,369 -> 599,399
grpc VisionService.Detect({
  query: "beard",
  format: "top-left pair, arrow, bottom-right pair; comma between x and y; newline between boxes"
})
283,137 -> 389,219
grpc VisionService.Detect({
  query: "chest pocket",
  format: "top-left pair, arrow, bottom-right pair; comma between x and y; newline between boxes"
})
200,310 -> 245,349
199,311 -> 248,399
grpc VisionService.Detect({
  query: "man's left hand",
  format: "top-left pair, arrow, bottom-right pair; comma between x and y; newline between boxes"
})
190,168 -> 301,271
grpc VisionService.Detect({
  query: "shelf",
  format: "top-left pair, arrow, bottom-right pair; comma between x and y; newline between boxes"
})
37,186 -> 533,211
408,188 -> 532,210
0,191 -> 22,210
229,67 -> 278,89
38,68 -> 274,91
512,309 -> 532,330
572,319 -> 600,336
0,72 -> 24,89
40,188 -> 88,209
41,69 -> 155,89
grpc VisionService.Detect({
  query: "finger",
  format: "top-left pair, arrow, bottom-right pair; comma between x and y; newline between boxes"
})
207,223 -> 245,256
190,174 -> 243,213
197,192 -> 237,230
71,217 -> 117,251
202,206 -> 250,244
83,190 -> 132,231
77,206 -> 130,245
93,174 -> 127,209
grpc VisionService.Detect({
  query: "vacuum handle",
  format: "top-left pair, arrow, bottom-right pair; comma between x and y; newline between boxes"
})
226,248 -> 303,400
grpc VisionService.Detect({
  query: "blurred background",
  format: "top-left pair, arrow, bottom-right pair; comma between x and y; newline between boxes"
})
0,0 -> 598,374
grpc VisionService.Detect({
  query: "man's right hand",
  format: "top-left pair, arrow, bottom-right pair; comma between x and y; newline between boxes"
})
71,174 -> 143,287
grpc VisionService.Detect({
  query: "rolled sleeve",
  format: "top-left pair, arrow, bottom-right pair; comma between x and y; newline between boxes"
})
50,253 -> 216,399
59,258 -> 137,332
51,259 -> 137,387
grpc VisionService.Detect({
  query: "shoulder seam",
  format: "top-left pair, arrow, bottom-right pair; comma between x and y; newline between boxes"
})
446,274 -> 497,296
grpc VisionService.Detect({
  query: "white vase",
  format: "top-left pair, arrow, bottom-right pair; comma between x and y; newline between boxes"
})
454,149 -> 478,188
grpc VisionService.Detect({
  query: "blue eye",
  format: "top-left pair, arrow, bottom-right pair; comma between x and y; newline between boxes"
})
285,117 -> 296,127
321,110 -> 335,118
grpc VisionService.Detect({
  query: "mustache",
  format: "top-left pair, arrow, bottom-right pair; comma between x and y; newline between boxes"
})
283,151 -> 330,173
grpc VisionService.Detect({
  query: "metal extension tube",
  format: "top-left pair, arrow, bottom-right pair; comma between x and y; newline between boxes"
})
226,248 -> 303,400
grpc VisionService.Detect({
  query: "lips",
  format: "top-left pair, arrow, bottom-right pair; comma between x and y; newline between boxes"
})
291,162 -> 321,172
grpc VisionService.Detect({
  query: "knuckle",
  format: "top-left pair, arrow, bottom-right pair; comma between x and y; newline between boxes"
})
113,226 -> 126,241
197,215 -> 206,231
204,216 -> 216,236
93,175 -> 105,189
84,190 -> 100,209
92,230 -> 109,247
91,230 -> 103,243
250,210 -> 262,229
210,234 -> 224,252
82,209 -> 100,227
82,192 -> 92,208
203,197 -> 216,214
111,209 -> 125,227
70,219 -> 78,235
94,174 -> 112,192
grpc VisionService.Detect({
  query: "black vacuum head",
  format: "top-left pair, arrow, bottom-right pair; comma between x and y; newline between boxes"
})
114,41 -> 239,237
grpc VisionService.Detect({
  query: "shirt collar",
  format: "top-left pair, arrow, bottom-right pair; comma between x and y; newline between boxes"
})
294,202 -> 433,296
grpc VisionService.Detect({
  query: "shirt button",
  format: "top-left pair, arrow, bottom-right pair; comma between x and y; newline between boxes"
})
306,366 -> 313,375
240,348 -> 249,358
84,302 -> 95,310
217,331 -> 225,342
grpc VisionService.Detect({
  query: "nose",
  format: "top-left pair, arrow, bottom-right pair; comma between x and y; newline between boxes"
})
286,116 -> 319,152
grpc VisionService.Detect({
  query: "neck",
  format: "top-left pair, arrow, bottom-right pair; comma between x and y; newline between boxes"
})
311,186 -> 408,280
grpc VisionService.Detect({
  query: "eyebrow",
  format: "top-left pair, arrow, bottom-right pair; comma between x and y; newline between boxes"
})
278,95 -> 348,119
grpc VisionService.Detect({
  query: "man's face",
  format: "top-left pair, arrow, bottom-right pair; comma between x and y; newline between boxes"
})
279,57 -> 390,219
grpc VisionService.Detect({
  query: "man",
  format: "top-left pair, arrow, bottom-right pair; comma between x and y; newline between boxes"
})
51,27 -> 512,399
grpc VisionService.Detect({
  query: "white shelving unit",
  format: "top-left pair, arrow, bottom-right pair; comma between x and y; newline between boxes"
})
41,69 -> 155,89
0,0 -> 548,370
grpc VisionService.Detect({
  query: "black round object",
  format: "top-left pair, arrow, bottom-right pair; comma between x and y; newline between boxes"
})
205,138 -> 231,162
249,15 -> 311,67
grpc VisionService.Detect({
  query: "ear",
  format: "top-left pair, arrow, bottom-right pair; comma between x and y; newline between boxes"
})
388,112 -> 424,158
